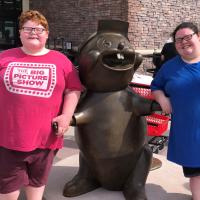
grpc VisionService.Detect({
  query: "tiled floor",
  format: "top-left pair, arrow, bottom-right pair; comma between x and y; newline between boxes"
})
45,127 -> 191,200
19,127 -> 192,200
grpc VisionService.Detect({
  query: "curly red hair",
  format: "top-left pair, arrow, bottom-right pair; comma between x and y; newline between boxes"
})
19,10 -> 49,31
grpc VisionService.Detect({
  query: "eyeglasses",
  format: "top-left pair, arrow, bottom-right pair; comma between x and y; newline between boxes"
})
175,33 -> 196,44
22,27 -> 46,34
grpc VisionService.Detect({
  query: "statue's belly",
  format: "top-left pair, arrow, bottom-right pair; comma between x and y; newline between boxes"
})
75,115 -> 146,159
74,92 -> 149,189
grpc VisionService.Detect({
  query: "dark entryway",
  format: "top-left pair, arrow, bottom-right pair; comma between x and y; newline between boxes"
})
0,0 -> 22,50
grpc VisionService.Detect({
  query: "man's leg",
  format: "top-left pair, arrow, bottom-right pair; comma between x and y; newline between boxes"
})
0,190 -> 20,200
25,185 -> 45,200
25,149 -> 57,200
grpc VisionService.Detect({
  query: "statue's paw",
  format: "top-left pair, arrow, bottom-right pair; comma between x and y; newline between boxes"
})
63,175 -> 100,197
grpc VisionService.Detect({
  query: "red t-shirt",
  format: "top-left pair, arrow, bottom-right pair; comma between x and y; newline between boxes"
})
0,48 -> 83,151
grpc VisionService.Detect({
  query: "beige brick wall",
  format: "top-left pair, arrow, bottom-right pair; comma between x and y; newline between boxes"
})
30,0 -> 127,47
30,0 -> 200,50
128,0 -> 200,51
29,0 -> 200,74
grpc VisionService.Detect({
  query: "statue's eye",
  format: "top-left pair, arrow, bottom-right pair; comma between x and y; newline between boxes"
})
102,40 -> 112,48
97,37 -> 112,49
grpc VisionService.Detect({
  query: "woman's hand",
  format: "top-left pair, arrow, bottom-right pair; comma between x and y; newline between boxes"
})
159,96 -> 172,114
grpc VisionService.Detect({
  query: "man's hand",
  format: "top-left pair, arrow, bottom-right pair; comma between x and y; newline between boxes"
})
52,114 -> 71,137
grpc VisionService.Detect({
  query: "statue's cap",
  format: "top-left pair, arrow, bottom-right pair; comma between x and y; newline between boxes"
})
97,20 -> 129,37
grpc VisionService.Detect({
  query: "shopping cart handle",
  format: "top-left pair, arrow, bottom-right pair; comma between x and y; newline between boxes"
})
147,122 -> 159,127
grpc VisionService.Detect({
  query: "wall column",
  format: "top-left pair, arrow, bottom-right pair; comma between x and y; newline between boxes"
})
22,0 -> 29,11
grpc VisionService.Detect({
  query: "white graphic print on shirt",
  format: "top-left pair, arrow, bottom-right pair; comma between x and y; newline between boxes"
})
4,62 -> 56,98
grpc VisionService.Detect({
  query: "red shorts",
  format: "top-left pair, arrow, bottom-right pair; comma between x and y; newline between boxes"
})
0,147 -> 58,194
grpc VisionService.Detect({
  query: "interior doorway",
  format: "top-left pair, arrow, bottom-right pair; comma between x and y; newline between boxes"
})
0,0 -> 22,50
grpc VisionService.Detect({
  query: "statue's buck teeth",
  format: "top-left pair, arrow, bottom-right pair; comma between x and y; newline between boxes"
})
117,53 -> 124,59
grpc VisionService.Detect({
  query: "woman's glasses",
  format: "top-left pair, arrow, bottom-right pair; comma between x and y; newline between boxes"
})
22,27 -> 46,34
175,33 -> 196,44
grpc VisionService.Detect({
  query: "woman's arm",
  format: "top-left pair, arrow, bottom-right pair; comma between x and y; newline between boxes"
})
152,90 -> 172,114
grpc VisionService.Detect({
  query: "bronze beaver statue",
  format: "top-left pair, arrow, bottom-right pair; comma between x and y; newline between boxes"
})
63,20 -> 161,200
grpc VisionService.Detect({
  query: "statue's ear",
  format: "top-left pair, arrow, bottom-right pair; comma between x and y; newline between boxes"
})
134,53 -> 143,71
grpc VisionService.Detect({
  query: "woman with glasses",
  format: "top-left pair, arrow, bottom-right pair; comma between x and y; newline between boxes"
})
0,10 -> 83,200
151,22 -> 200,200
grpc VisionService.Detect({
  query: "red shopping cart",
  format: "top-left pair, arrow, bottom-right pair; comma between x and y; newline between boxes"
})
129,82 -> 170,153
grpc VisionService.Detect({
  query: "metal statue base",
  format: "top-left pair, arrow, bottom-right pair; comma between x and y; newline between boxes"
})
150,157 -> 162,171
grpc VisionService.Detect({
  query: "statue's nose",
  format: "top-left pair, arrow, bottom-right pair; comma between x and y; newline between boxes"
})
118,42 -> 125,50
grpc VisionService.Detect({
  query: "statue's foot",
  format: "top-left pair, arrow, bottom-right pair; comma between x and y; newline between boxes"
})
125,194 -> 147,200
63,175 -> 100,197
123,188 -> 147,200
